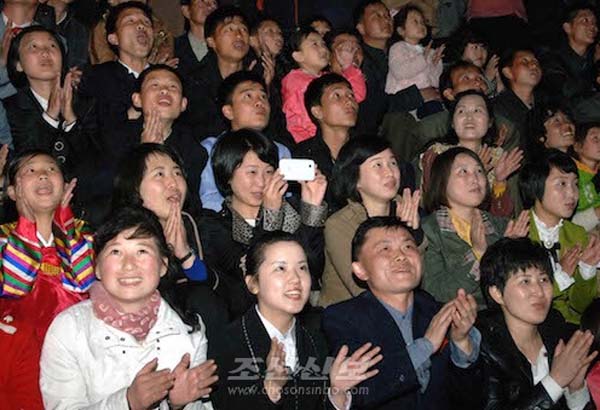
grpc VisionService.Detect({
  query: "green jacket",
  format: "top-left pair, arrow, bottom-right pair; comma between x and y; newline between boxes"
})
528,211 -> 597,324
575,159 -> 600,212
422,208 -> 507,307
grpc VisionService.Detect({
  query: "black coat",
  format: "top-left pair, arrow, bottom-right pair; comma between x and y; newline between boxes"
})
209,306 -> 334,410
477,308 -> 586,410
79,61 -> 138,135
175,33 -> 201,78
322,290 -> 482,410
182,51 -> 228,137
199,202 -> 325,320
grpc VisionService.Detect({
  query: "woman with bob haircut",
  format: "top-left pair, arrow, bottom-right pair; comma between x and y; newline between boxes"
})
421,147 -> 529,307
476,237 -> 594,409
416,89 -> 523,217
112,143 -> 228,330
200,129 -> 328,319
40,206 -> 218,410
318,136 -> 421,307
210,230 -> 381,409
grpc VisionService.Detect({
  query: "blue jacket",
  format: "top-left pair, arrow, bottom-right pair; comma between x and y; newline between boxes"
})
322,290 -> 482,410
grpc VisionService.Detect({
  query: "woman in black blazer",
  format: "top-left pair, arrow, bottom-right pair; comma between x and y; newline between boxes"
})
477,238 -> 596,410
209,231 -> 381,410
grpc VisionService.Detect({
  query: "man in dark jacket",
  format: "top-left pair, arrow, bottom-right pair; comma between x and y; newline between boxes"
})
541,3 -> 600,122
323,217 -> 482,410
79,1 -> 154,134
353,0 -> 430,137
175,0 -> 217,77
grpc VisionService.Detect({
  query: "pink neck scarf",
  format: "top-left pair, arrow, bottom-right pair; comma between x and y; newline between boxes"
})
89,282 -> 161,341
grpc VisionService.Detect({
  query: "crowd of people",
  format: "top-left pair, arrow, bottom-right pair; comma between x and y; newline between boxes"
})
2,0 -> 600,409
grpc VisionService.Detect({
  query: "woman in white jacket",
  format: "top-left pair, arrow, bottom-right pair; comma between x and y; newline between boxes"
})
40,206 -> 218,410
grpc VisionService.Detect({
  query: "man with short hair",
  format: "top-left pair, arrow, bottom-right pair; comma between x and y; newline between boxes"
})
199,70 -> 291,212
293,73 -> 357,211
79,1 -> 154,134
323,217 -> 482,410
541,3 -> 600,122
494,48 -> 545,151
354,0 -> 433,136
183,5 -> 256,136
176,0 -> 218,77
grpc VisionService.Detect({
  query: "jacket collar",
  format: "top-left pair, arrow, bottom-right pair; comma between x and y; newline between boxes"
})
361,289 -> 436,341
478,309 -> 568,385
435,206 -> 497,236
240,307 -> 316,376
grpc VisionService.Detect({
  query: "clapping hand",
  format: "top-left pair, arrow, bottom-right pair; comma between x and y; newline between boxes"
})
168,354 -> 219,408
396,188 -> 420,229
127,358 -> 174,410
504,210 -> 529,238
264,337 -> 289,403
550,331 -> 597,391
494,147 -> 523,182
329,343 -> 382,409
449,289 -> 477,356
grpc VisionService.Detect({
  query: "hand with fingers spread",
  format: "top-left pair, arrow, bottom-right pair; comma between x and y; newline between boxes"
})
504,210 -> 529,238
168,354 -> 219,408
560,246 -> 581,277
431,44 -> 445,67
470,210 -> 488,256
396,188 -> 421,229
550,330 -> 597,389
484,54 -> 499,82
478,144 -> 494,172
580,234 -> 600,266
333,40 -> 359,71
424,301 -> 455,352
61,178 -> 77,208
164,201 -> 191,260
126,358 -> 174,410
264,337 -> 289,403
300,168 -> 327,206
263,170 -> 287,210
494,147 -> 523,182
329,343 -> 382,408
141,109 -> 166,143
449,289 -> 477,355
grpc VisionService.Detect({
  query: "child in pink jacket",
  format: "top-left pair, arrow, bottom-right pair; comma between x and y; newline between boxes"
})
282,27 -> 366,143
385,5 -> 444,119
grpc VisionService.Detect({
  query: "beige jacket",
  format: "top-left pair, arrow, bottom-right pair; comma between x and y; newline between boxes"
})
319,201 -> 369,307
